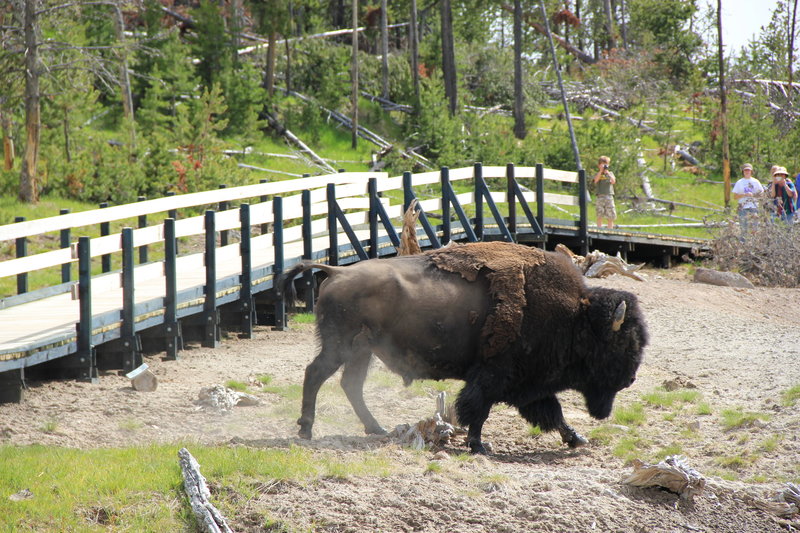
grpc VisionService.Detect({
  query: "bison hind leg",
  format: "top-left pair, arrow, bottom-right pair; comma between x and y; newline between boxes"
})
297,348 -> 346,439
341,349 -> 386,436
517,397 -> 588,448
455,376 -> 497,454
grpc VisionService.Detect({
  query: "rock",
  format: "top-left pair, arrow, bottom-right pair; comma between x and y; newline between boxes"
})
693,268 -> 755,288
125,364 -> 158,392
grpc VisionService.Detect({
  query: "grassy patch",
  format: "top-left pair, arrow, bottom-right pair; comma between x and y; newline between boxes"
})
527,425 -> 542,438
612,435 -> 648,464
715,452 -> 757,470
613,402 -> 646,426
641,387 -> 701,409
290,313 -> 316,325
118,418 -> 144,432
759,434 -> 782,453
720,408 -> 771,430
588,424 -> 628,446
40,419 -> 59,434
224,380 -> 249,392
653,443 -> 684,461
256,374 -> 273,387
782,385 -> 800,407
696,402 -> 712,416
406,379 -> 462,398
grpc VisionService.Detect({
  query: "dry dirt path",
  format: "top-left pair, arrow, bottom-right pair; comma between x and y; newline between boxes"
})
1,266 -> 799,532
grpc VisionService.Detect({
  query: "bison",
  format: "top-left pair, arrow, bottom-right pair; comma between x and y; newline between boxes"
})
280,241 -> 647,454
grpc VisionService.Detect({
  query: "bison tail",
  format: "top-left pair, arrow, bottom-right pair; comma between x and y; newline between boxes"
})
279,261 -> 339,303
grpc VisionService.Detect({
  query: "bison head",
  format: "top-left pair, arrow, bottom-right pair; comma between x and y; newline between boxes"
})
580,287 -> 648,419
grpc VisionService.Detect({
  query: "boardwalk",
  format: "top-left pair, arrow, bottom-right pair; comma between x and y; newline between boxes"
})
0,164 -> 707,401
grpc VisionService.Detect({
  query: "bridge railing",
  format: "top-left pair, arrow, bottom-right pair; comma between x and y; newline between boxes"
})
0,163 -> 586,402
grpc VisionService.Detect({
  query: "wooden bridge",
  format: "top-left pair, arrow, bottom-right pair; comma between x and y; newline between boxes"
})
0,163 -> 706,402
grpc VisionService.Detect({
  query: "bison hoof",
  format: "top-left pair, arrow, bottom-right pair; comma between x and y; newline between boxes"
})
565,432 -> 589,448
468,440 -> 490,455
297,420 -> 313,440
365,425 -> 388,436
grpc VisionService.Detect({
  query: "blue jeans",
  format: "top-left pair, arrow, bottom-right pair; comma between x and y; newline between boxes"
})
738,207 -> 758,231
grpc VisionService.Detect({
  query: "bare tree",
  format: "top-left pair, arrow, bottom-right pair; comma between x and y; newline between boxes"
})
440,0 -> 458,115
351,0 -> 359,148
513,0 -> 526,139
20,0 -> 40,203
790,0 -> 798,99
603,0 -> 617,50
409,0 -> 420,111
716,0 -> 731,207
380,0 -> 389,99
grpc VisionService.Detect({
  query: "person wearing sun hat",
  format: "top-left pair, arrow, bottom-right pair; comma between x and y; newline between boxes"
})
731,163 -> 764,231
766,166 -> 797,223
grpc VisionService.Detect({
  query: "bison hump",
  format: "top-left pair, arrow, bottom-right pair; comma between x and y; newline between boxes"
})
427,242 -> 546,358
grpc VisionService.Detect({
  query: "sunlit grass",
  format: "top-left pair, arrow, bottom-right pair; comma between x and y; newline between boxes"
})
613,402 -> 646,426
782,384 -> 800,407
720,408 -> 771,430
641,387 -> 701,409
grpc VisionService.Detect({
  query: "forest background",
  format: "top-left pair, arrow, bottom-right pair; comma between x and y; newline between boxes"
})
1,0 -> 799,233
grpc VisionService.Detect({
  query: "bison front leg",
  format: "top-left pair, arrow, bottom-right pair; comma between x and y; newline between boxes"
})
517,397 -> 589,448
297,349 -> 343,439
456,372 -> 498,454
341,351 -> 386,436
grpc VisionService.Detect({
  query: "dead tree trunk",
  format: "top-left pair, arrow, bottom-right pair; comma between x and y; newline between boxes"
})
1,106 -> 14,171
513,0 -> 526,139
20,0 -> 40,203
351,0 -> 359,149
501,4 -> 597,64
440,0 -> 458,115
264,31 -> 277,97
603,0 -> 617,50
178,448 -> 233,533
380,0 -> 389,99
409,0 -> 420,111
790,0 -> 798,98
716,0 -> 731,207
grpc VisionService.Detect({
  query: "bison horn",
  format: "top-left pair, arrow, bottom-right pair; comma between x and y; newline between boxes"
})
611,301 -> 627,332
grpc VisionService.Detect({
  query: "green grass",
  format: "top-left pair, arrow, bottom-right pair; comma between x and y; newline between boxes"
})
612,435 -> 648,464
0,444 -> 394,531
406,379 -> 462,398
641,387 -> 701,409
720,408 -> 771,430
527,425 -> 543,437
588,424 -> 628,446
759,434 -> 782,453
613,402 -> 646,427
696,402 -> 713,416
653,443 -> 684,460
224,379 -> 249,392
782,385 -> 800,407
290,313 -> 316,325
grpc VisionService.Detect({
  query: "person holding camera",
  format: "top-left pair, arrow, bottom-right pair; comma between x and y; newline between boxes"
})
732,163 -> 764,231
767,166 -> 797,223
593,155 -> 617,229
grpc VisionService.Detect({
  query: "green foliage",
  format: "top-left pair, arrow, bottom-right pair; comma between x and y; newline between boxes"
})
781,385 -> 800,407
640,387 -> 701,409
190,0 -> 233,88
225,380 -> 249,392
720,408 -> 771,430
410,75 -> 466,166
613,402 -> 646,426
290,40 -> 351,111
290,313 -> 317,325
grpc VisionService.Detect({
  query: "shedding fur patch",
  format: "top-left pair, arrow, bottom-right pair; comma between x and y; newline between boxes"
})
427,242 -> 546,358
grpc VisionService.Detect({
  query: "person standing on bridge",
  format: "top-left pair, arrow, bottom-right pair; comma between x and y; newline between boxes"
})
732,163 -> 764,231
593,155 -> 617,229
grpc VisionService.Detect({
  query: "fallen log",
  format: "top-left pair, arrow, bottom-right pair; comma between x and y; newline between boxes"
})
622,455 -> 705,501
693,268 -> 755,289
178,448 -> 233,533
262,111 -> 337,173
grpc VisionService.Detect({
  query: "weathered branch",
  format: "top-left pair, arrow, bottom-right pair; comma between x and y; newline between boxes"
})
178,448 -> 233,533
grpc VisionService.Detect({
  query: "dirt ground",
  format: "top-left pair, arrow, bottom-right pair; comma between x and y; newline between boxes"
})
1,265 -> 799,532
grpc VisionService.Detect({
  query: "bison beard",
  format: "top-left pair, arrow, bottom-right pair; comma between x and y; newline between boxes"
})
281,242 -> 648,454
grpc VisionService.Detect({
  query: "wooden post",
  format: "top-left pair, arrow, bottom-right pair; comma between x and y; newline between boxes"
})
15,216 -> 27,294
137,197 -> 148,264
76,236 -> 98,383
507,163 -> 517,237
273,196 -> 287,331
60,209 -> 71,283
441,167 -> 451,245
163,218 -> 181,360
100,202 -> 111,273
301,190 -> 315,312
239,204 -> 254,338
202,211 -> 220,348
327,183 -> 339,266
368,178 -> 379,258
474,164 -> 484,240
218,184 -> 229,247
578,169 -> 589,256
120,227 -> 142,373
